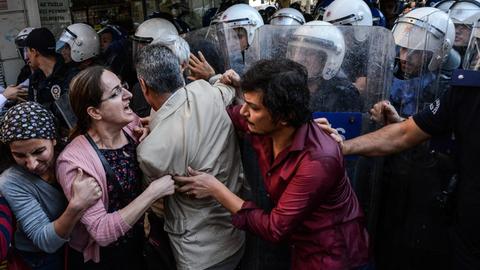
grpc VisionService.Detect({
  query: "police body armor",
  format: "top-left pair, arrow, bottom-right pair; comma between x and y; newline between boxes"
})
374,7 -> 458,269
377,65 -> 456,270
28,55 -> 79,141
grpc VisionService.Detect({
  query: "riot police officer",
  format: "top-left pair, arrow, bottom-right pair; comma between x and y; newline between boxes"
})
448,0 -> 480,60
24,27 -> 79,139
323,0 -> 374,89
56,23 -> 101,70
323,0 -> 373,42
434,0 -> 455,11
131,18 -> 178,59
98,25 -> 136,86
214,4 -> 264,53
328,20 -> 480,269
287,20 -> 363,112
269,8 -> 306,25
130,18 -> 179,117
372,7 -> 457,270
390,7 -> 455,116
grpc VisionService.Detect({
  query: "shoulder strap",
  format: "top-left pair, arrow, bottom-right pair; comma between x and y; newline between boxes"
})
84,133 -> 117,184
123,129 -> 136,145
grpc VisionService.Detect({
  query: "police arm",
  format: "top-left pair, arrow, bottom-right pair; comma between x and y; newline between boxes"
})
343,117 -> 431,156
369,100 -> 405,125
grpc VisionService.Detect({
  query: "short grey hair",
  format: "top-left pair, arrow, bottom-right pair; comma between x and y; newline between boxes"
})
135,43 -> 185,94
152,35 -> 190,66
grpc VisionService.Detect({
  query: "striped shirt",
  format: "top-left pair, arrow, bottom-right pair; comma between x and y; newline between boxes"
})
0,196 -> 13,261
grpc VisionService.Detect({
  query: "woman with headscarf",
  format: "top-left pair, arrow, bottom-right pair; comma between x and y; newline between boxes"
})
56,66 -> 175,269
0,101 -> 102,269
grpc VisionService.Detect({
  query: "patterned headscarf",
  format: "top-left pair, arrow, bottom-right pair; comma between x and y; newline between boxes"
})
0,102 -> 56,144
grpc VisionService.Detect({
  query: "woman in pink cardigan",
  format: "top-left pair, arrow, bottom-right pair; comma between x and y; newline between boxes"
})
56,66 -> 175,269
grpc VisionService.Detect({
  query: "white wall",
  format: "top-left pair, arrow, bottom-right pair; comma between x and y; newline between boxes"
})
0,0 -> 35,87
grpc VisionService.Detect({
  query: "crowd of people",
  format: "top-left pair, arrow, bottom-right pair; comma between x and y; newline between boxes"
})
0,0 -> 479,269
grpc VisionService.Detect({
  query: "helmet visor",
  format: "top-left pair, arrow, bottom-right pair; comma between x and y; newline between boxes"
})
327,13 -> 362,26
287,45 -> 327,80
270,14 -> 304,26
56,28 -> 76,51
393,17 -> 444,53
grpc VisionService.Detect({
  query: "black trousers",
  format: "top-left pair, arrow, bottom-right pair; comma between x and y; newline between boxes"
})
67,228 -> 145,270
452,230 -> 480,270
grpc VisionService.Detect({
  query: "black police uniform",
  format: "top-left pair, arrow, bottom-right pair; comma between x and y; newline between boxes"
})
309,76 -> 363,112
412,69 -> 480,270
373,68 -> 456,270
28,54 -> 79,138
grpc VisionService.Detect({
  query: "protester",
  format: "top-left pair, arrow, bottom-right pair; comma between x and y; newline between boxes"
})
56,66 -> 175,269
175,59 -> 370,269
136,44 -> 245,270
0,102 -> 101,269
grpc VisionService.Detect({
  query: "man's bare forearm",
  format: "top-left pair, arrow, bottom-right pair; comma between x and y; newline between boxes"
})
343,118 -> 430,156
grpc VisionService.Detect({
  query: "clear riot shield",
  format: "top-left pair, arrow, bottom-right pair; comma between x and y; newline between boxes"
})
182,25 -> 291,270
448,6 -> 480,64
371,10 -> 457,270
463,20 -> 480,71
391,11 -> 457,117
247,24 -> 395,114
54,93 -> 77,130
245,24 -> 395,241
244,25 -> 298,63
246,24 -> 395,151
182,24 -> 244,76
450,19 -> 480,90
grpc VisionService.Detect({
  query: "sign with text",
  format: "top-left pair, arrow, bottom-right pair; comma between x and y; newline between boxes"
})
38,0 -> 71,37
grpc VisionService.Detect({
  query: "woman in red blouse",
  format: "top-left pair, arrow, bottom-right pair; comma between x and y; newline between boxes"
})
175,59 -> 370,270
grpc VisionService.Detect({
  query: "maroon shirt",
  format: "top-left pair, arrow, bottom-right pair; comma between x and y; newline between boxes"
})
228,105 -> 369,269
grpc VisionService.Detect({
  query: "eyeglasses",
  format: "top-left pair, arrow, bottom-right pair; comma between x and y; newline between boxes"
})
100,82 -> 129,102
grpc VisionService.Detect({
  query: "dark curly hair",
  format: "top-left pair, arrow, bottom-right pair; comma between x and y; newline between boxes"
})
241,59 -> 311,128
